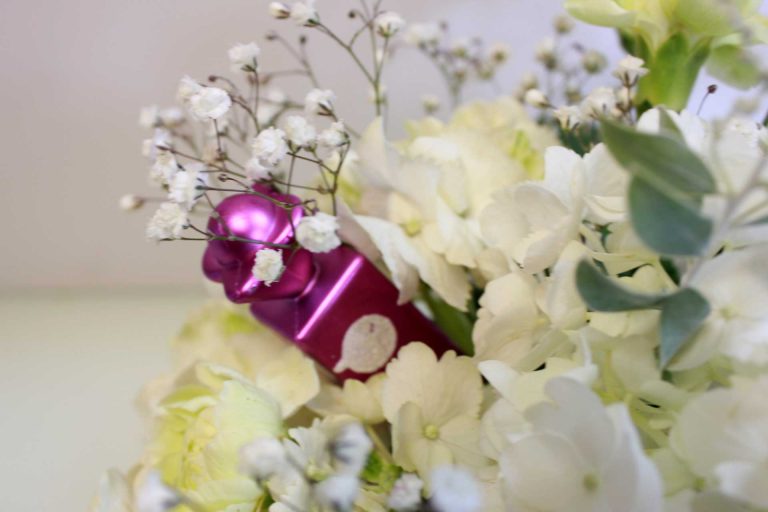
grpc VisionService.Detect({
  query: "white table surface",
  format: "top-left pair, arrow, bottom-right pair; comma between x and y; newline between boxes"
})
0,287 -> 206,510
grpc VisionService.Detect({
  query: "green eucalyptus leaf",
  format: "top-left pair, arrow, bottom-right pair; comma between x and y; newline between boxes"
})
422,286 -> 475,356
601,119 -> 716,198
659,288 -> 711,367
576,260 -> 665,311
707,45 -> 761,89
658,108 -> 685,142
629,178 -> 713,256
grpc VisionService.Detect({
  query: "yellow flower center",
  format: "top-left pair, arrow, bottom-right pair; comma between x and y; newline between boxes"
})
423,424 -> 440,440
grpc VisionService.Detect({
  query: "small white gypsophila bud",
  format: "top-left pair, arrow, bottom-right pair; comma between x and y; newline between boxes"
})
139,105 -> 159,129
487,42 -> 510,63
142,128 -> 172,160
404,22 -> 441,46
375,11 -> 405,37
524,88 -> 551,109
616,86 -> 634,110
331,423 -> 373,474
304,88 -> 336,115
228,42 -> 261,72
421,94 -> 440,114
159,107 -> 184,127
168,163 -> 208,210
318,121 -> 347,148
520,72 -> 538,91
146,202 -> 188,241
252,127 -> 289,165
119,194 -> 145,211
284,115 -> 317,147
313,474 -> 360,512
535,38 -> 557,68
295,212 -> 341,253
565,83 -> 582,104
239,436 -> 287,480
612,55 -> 649,85
428,466 -> 481,512
387,473 -> 424,512
554,14 -> 574,34
368,83 -> 387,105
251,249 -> 284,287
581,86 -> 617,118
136,470 -> 182,512
450,37 -> 473,58
553,105 -> 584,131
149,151 -> 178,186
289,0 -> 318,26
245,158 -> 271,181
582,49 -> 607,74
189,87 -> 231,120
269,1 -> 291,19
177,75 -> 203,103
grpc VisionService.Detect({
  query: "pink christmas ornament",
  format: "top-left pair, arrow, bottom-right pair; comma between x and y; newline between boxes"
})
203,185 -> 458,381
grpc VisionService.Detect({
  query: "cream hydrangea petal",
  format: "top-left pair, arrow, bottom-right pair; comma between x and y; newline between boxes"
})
256,346 -> 320,418
308,374 -> 386,424
438,414 -> 489,469
715,460 -> 768,508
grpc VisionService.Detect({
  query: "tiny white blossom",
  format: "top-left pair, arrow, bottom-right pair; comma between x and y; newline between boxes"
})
189,87 -> 231,120
146,202 -> 188,241
290,0 -> 317,26
554,15 -> 574,34
535,38 -> 557,67
388,473 -> 424,511
404,22 -> 441,46
553,105 -> 584,130
429,466 -> 481,512
269,1 -> 291,18
305,88 -> 336,115
139,105 -> 159,129
368,83 -> 387,105
375,12 -> 405,37
487,42 -> 510,63
252,127 -> 289,165
251,249 -> 284,287
149,151 -> 178,185
142,128 -> 172,159
613,55 -> 649,85
136,470 -> 181,512
581,87 -> 617,118
158,107 -> 184,126
318,121 -> 347,148
119,194 -> 144,211
331,423 -> 373,474
295,212 -> 341,253
284,115 -> 317,147
520,72 -> 538,90
524,88 -> 551,108
177,75 -> 203,103
582,50 -> 607,74
313,474 -> 360,512
245,158 -> 271,181
421,94 -> 440,114
239,436 -> 287,479
168,163 -> 208,209
228,42 -> 261,72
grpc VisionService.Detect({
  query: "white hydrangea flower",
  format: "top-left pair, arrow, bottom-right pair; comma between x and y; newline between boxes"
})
581,87 -> 617,118
269,1 -> 290,18
318,121 -> 347,148
251,248 -> 284,286
289,0 -> 317,26
135,470 -> 181,512
239,436 -> 287,481
671,376 -> 768,509
284,115 -> 317,147
304,88 -> 336,115
228,42 -> 260,72
500,378 -> 663,512
404,22 -> 441,46
119,194 -> 144,211
139,105 -> 159,129
168,163 -> 208,210
387,473 -> 423,511
429,466 -> 481,512
176,75 -> 203,103
613,55 -> 649,85
313,474 -> 360,511
524,89 -> 550,108
189,87 -> 231,120
375,12 -> 405,37
146,202 -> 188,241
252,127 -> 289,165
308,374 -> 386,424
295,212 -> 341,253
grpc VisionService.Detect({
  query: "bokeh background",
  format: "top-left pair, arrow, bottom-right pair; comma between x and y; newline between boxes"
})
0,0 -> 765,509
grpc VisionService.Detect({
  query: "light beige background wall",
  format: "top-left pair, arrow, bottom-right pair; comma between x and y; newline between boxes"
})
0,1 -> 765,511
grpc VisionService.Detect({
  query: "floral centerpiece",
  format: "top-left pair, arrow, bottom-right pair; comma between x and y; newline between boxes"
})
101,1 -> 768,511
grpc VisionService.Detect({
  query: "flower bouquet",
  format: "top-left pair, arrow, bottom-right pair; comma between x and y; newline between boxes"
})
102,1 -> 768,511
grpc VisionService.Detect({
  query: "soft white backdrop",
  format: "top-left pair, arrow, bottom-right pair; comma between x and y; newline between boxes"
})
0,0 -> 765,510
